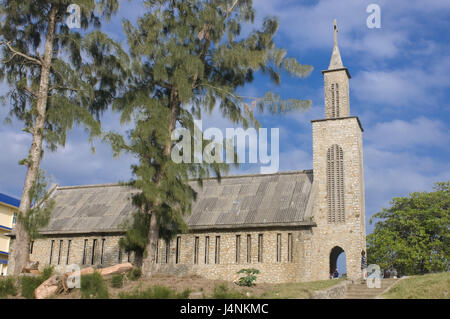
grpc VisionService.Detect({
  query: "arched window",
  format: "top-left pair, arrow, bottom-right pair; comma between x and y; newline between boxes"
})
330,83 -> 340,118
327,144 -> 345,223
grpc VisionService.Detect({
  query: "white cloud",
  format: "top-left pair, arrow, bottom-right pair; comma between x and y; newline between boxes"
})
366,117 -> 450,149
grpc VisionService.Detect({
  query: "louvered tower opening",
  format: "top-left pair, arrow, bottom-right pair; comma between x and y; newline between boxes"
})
327,144 -> 345,223
330,83 -> 340,118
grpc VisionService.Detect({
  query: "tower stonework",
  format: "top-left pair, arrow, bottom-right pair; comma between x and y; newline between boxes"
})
308,20 -> 366,281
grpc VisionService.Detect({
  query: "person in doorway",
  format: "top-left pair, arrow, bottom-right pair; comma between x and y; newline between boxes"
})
361,250 -> 368,283
333,269 -> 339,279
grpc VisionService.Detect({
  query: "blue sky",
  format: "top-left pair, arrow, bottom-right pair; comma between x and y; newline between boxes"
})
1,0 -> 449,248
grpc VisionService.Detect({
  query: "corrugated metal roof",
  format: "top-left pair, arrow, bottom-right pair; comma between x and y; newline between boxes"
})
34,170 -> 315,235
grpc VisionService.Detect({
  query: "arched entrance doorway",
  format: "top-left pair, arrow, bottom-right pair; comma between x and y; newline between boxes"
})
329,246 -> 346,278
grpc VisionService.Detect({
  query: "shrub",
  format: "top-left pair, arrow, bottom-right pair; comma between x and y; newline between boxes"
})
0,277 -> 17,298
212,283 -> 246,299
111,274 -> 124,288
81,271 -> 109,299
237,268 -> 260,287
20,265 -> 54,299
119,285 -> 190,299
127,267 -> 142,281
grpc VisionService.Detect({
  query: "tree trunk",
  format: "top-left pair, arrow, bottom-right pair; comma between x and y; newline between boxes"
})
13,5 -> 57,275
141,90 -> 178,276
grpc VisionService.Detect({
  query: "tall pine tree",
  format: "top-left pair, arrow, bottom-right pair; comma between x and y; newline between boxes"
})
107,0 -> 313,274
0,0 -> 129,274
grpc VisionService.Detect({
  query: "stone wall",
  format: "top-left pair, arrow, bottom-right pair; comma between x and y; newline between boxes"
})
8,228 -> 311,283
310,117 -> 366,281
7,233 -> 135,274
323,69 -> 350,118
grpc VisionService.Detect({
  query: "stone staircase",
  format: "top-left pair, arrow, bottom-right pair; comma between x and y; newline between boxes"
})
344,278 -> 398,299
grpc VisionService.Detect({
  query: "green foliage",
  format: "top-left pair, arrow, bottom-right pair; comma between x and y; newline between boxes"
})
126,267 -> 142,281
237,268 -> 260,287
367,182 -> 450,276
211,283 -> 246,299
119,285 -> 191,299
20,265 -> 54,299
118,210 -> 150,261
80,271 -> 109,299
17,169 -> 54,240
0,0 -> 127,151
110,274 -> 124,288
0,277 -> 17,298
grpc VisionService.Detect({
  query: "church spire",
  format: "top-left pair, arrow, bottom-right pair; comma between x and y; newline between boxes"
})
328,19 -> 344,70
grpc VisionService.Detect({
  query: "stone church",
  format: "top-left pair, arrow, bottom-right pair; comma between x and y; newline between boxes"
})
8,23 -> 366,283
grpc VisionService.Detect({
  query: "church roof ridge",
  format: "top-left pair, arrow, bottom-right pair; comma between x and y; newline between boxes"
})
56,169 -> 314,190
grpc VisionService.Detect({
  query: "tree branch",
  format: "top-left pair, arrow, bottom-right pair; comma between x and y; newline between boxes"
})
19,85 -> 38,97
0,41 -> 42,65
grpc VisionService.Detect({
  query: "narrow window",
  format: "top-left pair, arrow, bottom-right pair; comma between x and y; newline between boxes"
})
204,236 -> 210,264
165,240 -> 170,263
12,212 -> 17,225
258,234 -> 263,263
57,240 -> 63,265
128,251 -> 131,262
235,235 -> 241,264
66,240 -> 71,265
194,237 -> 199,264
155,240 -> 159,263
215,236 -> 220,264
30,241 -> 34,254
49,240 -> 54,264
330,83 -> 340,118
176,236 -> 181,264
82,239 -> 88,265
100,239 -> 105,265
288,233 -> 293,262
276,234 -> 282,263
118,247 -> 122,264
327,144 -> 345,223
91,239 -> 97,265
246,234 -> 251,263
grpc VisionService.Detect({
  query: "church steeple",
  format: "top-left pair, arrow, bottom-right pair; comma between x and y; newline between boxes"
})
322,19 -> 351,119
328,20 -> 344,70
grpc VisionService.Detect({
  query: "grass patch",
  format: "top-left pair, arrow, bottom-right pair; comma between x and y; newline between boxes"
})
20,266 -> 54,299
119,285 -> 190,299
0,277 -> 17,298
382,272 -> 450,299
110,274 -> 124,288
210,283 -> 247,299
81,271 -> 109,299
260,278 -> 344,299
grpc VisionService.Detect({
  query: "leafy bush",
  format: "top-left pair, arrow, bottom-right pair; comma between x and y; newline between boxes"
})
237,268 -> 260,287
81,271 -> 109,299
126,267 -> 142,281
119,285 -> 190,299
111,274 -> 124,288
212,283 -> 246,299
0,277 -> 17,298
20,265 -> 54,299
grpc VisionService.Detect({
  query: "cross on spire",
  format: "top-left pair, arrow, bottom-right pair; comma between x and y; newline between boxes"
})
334,19 -> 338,46
328,18 -> 344,70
